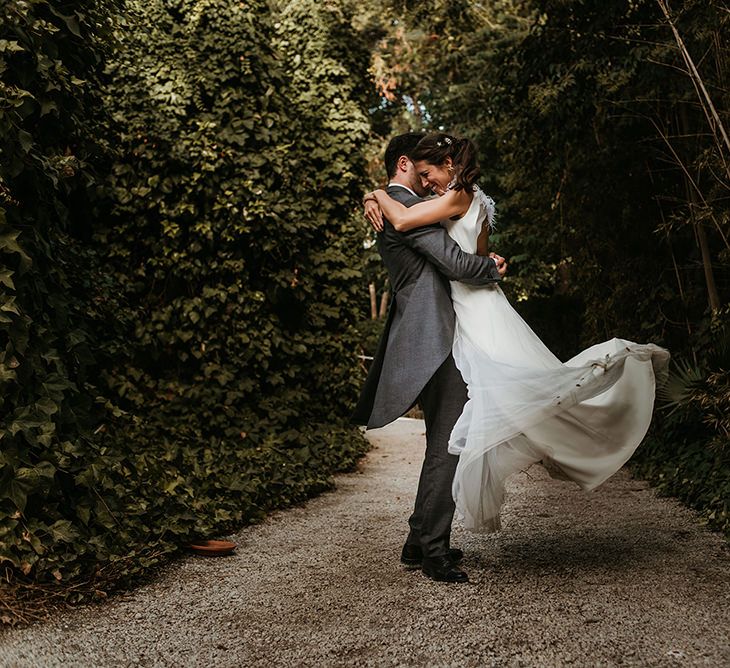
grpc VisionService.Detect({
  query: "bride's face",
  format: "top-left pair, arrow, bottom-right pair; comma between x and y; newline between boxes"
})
413,157 -> 453,195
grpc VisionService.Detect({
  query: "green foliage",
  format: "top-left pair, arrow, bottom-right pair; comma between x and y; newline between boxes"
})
98,0 -> 372,441
354,317 -> 386,360
372,0 -> 729,353
633,313 -> 730,537
1,0 -> 372,594
631,410 -> 729,538
0,0 -> 121,580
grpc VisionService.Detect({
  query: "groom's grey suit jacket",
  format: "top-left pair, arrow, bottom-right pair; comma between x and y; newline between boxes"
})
352,185 -> 502,429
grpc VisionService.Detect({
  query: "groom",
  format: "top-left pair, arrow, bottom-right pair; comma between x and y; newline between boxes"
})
352,132 -> 507,583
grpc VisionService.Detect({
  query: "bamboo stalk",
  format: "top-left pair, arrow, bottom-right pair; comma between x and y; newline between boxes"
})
678,106 -> 722,311
646,159 -> 693,336
649,116 -> 730,252
690,198 -> 721,312
369,283 -> 377,320
657,0 -> 730,179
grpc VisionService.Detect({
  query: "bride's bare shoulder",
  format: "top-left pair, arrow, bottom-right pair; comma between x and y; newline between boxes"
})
447,187 -> 474,220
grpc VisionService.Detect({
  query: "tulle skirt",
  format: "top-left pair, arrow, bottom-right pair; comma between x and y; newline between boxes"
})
448,283 -> 670,532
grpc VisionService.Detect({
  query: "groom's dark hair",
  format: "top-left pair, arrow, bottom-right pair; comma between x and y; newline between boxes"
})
385,132 -> 427,179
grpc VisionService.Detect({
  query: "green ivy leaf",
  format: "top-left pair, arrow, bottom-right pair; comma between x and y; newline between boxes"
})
4,462 -> 56,511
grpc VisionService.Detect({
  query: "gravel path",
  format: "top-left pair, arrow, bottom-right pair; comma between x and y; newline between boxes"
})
1,418 -> 729,667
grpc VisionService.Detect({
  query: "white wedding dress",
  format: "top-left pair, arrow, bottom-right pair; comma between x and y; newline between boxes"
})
444,189 -> 670,532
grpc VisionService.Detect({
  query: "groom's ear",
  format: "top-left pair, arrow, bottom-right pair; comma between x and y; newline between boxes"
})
396,155 -> 411,173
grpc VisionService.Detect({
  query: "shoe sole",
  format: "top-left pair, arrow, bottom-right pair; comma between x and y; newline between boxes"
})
401,555 -> 464,569
422,570 -> 469,583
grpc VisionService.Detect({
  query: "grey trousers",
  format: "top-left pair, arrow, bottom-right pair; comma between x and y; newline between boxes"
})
406,353 -> 468,558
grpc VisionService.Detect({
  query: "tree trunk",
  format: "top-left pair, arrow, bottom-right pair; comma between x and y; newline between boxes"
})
378,290 -> 389,319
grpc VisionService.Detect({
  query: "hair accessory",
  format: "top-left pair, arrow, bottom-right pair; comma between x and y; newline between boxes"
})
444,137 -> 452,145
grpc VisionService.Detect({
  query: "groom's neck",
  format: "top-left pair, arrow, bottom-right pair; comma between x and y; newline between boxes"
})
389,174 -> 410,188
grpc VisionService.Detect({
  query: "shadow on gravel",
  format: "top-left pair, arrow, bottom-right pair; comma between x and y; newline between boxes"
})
468,527 -> 681,574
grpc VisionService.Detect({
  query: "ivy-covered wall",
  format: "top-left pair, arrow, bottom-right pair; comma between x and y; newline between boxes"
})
1,0 -> 372,593
1,0 -> 121,583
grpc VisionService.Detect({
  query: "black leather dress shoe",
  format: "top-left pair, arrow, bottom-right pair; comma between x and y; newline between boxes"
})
421,555 -> 469,583
400,543 -> 464,568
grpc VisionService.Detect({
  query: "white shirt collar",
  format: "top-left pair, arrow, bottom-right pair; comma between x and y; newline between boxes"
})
387,182 -> 418,198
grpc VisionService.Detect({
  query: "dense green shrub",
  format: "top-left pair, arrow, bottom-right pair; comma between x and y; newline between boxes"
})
97,0 -> 372,446
631,413 -> 729,538
0,0 -> 120,581
632,317 -> 730,537
1,0 -> 372,593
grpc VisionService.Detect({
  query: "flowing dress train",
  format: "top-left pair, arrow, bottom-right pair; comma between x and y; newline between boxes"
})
445,191 -> 670,532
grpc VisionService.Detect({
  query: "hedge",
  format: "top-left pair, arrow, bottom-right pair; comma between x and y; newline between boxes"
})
0,0 -> 372,597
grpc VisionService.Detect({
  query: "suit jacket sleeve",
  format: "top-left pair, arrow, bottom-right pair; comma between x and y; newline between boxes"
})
388,189 -> 501,285
401,225 -> 501,285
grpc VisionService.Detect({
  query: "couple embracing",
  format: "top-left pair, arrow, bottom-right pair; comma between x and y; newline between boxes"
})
352,132 -> 669,584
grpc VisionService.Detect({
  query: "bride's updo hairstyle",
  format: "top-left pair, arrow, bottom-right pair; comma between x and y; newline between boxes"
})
410,132 -> 480,192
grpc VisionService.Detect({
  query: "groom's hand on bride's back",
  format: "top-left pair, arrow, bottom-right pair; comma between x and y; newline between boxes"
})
490,252 -> 508,278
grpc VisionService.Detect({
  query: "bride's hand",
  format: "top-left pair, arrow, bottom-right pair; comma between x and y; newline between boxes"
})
490,252 -> 508,277
363,191 -> 384,232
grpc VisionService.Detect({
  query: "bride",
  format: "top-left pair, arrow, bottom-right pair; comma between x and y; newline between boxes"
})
365,132 -> 670,532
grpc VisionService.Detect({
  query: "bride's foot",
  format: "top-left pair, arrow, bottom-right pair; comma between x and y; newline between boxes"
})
421,555 -> 469,583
